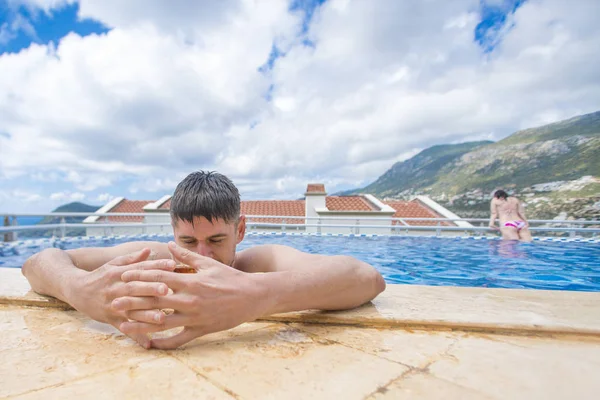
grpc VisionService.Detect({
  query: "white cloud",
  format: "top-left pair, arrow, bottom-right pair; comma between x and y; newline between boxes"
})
49,192 -> 66,201
1,0 -> 599,211
49,191 -> 86,201
70,192 -> 85,201
96,192 -> 114,203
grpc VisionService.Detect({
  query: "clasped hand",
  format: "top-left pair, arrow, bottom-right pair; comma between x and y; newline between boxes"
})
69,248 -> 176,349
112,242 -> 267,349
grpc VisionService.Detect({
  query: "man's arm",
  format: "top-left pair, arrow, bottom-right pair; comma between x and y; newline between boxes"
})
22,241 -> 169,301
236,244 -> 386,312
116,242 -> 386,349
21,242 -> 175,349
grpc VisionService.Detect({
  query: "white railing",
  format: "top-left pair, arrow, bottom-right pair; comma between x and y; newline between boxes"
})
1,212 -> 598,241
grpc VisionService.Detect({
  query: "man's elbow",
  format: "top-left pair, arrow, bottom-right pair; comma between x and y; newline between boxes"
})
22,248 -> 58,279
348,257 -> 386,298
21,252 -> 38,278
373,270 -> 386,296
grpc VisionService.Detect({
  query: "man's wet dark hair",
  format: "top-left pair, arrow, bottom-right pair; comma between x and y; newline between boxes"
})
494,189 -> 508,200
170,171 -> 240,225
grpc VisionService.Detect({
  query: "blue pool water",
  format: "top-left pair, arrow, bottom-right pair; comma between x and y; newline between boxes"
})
1,235 -> 599,292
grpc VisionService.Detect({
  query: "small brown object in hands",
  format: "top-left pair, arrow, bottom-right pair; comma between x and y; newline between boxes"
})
174,264 -> 196,274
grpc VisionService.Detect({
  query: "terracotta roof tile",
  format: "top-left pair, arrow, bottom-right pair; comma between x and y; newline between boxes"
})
242,200 -> 305,224
384,200 -> 452,226
100,200 -> 153,222
160,199 -> 171,210
306,184 -> 326,193
98,196 -> 451,226
326,196 -> 376,211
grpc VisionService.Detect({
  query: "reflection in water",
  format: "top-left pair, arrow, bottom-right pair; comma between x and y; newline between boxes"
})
490,240 -> 527,259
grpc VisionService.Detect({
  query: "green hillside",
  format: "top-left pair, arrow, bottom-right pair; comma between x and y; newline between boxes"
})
346,141 -> 493,197
352,111 -> 600,219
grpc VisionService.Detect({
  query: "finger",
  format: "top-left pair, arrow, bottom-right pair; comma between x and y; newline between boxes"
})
111,318 -> 151,349
151,327 -> 199,350
167,241 -> 206,269
130,333 -> 152,349
121,269 -> 185,290
120,259 -> 176,275
126,309 -> 169,325
112,295 -> 176,312
120,314 -> 188,335
110,248 -> 151,267
114,281 -> 169,298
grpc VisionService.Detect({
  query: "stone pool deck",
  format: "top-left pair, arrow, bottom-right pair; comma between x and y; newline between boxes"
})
1,267 -> 599,399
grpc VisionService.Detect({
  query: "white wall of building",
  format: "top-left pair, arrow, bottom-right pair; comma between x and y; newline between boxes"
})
305,192 -> 326,233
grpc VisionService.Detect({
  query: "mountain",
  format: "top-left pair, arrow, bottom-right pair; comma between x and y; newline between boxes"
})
18,202 -> 100,238
346,141 -> 493,196
351,111 -> 600,220
40,202 -> 100,222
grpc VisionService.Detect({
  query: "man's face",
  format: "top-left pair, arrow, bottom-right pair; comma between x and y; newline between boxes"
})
171,215 -> 246,266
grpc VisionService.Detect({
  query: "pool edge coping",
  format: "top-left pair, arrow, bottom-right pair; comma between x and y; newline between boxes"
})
2,268 -> 599,339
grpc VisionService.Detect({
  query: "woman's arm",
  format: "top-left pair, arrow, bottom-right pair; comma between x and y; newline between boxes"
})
517,199 -> 529,227
489,199 -> 498,229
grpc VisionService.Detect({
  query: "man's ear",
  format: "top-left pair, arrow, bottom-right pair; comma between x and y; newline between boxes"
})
236,215 -> 246,243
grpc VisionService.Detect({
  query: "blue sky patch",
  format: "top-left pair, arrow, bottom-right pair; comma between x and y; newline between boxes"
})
289,0 -> 328,35
258,0 -> 326,75
475,0 -> 527,53
0,1 -> 108,55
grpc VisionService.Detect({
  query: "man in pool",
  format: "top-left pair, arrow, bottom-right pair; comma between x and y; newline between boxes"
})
488,189 -> 533,242
22,171 -> 386,349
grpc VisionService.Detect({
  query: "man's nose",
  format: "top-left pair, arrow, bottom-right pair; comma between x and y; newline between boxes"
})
194,243 -> 213,257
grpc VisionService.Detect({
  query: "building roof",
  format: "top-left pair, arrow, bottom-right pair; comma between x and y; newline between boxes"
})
98,200 -> 153,222
326,196 -> 376,211
384,200 -> 452,226
305,183 -> 326,194
90,185 -> 452,226
160,199 -> 171,210
242,200 -> 305,224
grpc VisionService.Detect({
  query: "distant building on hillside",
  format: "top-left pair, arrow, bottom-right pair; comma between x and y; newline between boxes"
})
83,184 -> 469,236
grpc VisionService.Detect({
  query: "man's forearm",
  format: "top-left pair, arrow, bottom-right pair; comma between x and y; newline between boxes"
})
22,249 -> 84,303
254,256 -> 385,315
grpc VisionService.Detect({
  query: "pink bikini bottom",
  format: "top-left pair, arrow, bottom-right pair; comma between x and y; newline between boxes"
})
504,220 -> 526,230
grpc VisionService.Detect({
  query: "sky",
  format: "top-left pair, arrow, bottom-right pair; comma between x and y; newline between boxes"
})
0,0 -> 599,212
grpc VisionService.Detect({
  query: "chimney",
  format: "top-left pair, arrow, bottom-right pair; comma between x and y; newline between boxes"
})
305,184 -> 327,228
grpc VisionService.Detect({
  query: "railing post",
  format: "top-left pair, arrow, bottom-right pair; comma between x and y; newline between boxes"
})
436,222 -> 441,237
11,216 -> 18,241
282,219 -> 286,233
317,218 -> 321,234
355,219 -> 360,235
60,217 -> 66,238
3,215 -> 9,242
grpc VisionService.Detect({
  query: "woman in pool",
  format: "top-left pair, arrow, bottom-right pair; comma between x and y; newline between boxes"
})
489,189 -> 533,242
